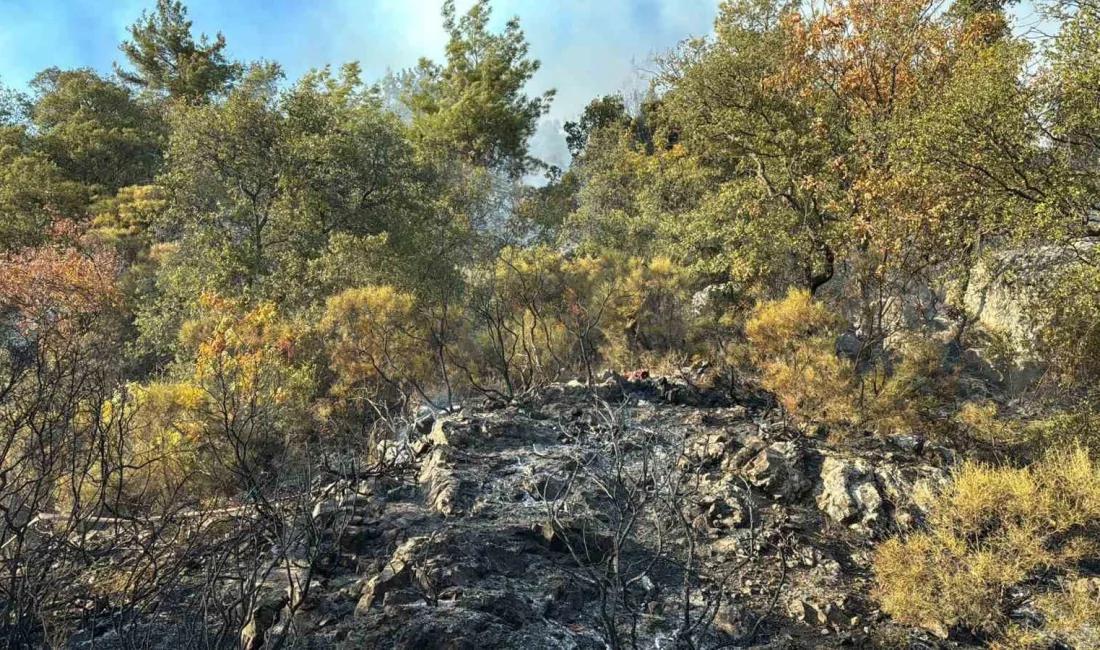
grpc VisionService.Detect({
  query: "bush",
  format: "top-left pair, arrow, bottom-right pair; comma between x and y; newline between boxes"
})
179,294 -> 313,495
1032,577 -> 1100,650
744,289 -> 855,429
321,285 -> 433,405
482,247 -> 620,386
1036,258 -> 1100,388
873,448 -> 1100,643
113,381 -> 209,509
862,336 -> 957,438
954,398 -> 1100,460
601,256 -> 695,371
455,247 -> 573,394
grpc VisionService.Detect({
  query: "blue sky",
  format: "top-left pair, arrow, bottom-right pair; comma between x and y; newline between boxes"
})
0,0 -> 1054,167
0,0 -> 726,166
0,0 -> 720,116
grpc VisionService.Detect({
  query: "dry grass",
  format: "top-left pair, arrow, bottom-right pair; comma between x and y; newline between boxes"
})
873,448 -> 1100,643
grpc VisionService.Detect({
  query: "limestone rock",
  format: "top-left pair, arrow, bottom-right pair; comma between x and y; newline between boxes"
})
355,537 -> 425,615
742,442 -> 809,500
418,446 -> 460,515
240,595 -> 288,650
430,417 -> 471,448
816,457 -> 883,526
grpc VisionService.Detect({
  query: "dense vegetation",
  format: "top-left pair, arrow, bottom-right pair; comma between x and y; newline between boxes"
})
2,0 -> 1100,646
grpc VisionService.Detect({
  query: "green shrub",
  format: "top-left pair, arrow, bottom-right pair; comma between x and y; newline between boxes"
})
862,336 -> 957,438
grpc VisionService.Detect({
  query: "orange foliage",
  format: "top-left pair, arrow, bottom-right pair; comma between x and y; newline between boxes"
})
0,238 -> 120,330
184,293 -> 302,397
771,0 -> 954,117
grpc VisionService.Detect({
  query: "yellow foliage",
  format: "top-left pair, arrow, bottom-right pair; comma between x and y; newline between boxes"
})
602,256 -> 694,370
956,399 -> 1100,458
873,448 -> 1100,643
493,246 -> 573,383
90,185 -> 166,238
122,382 -> 210,507
957,400 -> 1013,444
745,288 -> 843,360
321,285 -> 433,400
745,289 -> 855,430
167,293 -> 313,495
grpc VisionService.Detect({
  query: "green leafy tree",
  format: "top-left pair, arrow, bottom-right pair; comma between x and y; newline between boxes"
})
30,67 -> 163,193
564,94 -> 632,159
140,64 -> 432,359
0,80 -> 29,126
404,0 -> 554,179
158,63 -> 424,290
0,126 -> 90,251
116,0 -> 241,103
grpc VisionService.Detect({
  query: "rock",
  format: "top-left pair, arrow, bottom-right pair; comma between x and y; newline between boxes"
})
418,447 -> 460,515
80,371 -> 994,648
725,437 -> 767,472
382,589 -> 422,608
816,457 -> 883,526
742,443 -> 809,500
872,464 -> 948,530
375,439 -> 410,465
312,498 -> 340,524
789,599 -> 826,626
691,284 -> 729,317
713,603 -> 749,637
312,491 -> 373,528
961,347 -> 1003,384
885,434 -> 924,454
962,240 -> 1095,384
339,524 -> 377,553
430,417 -> 471,448
788,599 -> 851,630
240,595 -> 288,650
355,537 -> 425,615
836,329 -> 863,360
684,430 -> 732,468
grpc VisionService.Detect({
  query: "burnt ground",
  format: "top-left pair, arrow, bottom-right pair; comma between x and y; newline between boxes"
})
67,374 -> 976,649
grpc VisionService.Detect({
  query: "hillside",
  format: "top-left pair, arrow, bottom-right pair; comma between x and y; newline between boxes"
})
4,0 -> 1100,648
53,372 -> 982,649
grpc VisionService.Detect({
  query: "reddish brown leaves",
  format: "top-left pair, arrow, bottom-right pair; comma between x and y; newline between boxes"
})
0,237 -> 121,330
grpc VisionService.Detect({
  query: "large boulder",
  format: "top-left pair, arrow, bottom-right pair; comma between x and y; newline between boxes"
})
816,455 -> 948,530
962,241 -> 1095,386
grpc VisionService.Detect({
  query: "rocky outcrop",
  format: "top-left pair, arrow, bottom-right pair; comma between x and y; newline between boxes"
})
418,447 -> 461,515
742,441 -> 810,501
961,241 -> 1096,387
67,375 -> 965,650
240,595 -> 289,650
355,537 -> 425,615
816,454 -> 948,531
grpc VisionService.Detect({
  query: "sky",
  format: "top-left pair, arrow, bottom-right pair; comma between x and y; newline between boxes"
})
0,0 -> 725,169
0,0 -> 1055,169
